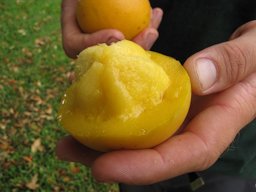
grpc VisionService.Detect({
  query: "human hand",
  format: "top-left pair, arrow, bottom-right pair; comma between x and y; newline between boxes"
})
56,21 -> 256,185
61,0 -> 163,58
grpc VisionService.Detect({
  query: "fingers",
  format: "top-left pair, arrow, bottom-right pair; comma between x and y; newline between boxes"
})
184,21 -> 256,95
91,134 -> 209,185
90,73 -> 256,185
83,29 -> 125,47
56,136 -> 102,166
230,20 -> 256,40
63,29 -> 125,58
133,28 -> 159,50
150,8 -> 163,29
62,0 -> 162,57
133,8 -> 163,50
55,73 -> 256,185
61,0 -> 125,58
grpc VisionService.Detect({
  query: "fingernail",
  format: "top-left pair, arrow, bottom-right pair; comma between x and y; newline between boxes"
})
107,37 -> 120,45
195,58 -> 217,91
152,8 -> 163,26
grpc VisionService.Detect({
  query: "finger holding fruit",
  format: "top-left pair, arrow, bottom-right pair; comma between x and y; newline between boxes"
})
61,0 -> 163,58
59,0 -> 191,184
58,0 -> 256,186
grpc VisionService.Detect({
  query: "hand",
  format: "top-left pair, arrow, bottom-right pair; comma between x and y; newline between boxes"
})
61,0 -> 163,58
56,21 -> 256,185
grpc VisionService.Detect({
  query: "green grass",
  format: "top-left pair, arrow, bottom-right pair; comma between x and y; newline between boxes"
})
0,1 -> 118,191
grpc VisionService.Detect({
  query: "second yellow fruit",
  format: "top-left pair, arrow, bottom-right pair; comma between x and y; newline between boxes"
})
76,0 -> 151,40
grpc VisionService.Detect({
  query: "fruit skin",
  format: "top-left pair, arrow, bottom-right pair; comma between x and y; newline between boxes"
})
76,0 -> 151,40
58,40 -> 191,152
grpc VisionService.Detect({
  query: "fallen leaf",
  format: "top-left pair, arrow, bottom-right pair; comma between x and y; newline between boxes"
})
34,38 -> 45,47
34,37 -> 50,47
16,0 -> 24,5
18,29 -> 27,36
53,186 -> 60,192
31,138 -> 44,153
33,22 -> 41,31
30,95 -> 43,105
0,138 -> 13,152
70,165 -> 80,174
11,65 -> 19,73
23,156 -> 33,163
63,176 -> 71,182
0,121 -> 7,130
45,105 -> 53,115
26,174 -> 39,190
35,81 -> 42,87
22,48 -> 33,57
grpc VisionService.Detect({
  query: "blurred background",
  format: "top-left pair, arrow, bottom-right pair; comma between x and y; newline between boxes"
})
0,0 -> 118,191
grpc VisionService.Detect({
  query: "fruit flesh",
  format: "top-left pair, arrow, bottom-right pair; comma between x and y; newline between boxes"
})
59,40 -> 191,152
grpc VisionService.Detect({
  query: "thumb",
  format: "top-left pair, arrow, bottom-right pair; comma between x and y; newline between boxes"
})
184,28 -> 256,95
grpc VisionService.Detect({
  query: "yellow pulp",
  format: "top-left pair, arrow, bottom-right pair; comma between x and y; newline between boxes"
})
59,40 -> 191,151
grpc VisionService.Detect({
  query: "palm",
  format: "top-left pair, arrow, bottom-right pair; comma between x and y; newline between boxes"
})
57,73 -> 255,184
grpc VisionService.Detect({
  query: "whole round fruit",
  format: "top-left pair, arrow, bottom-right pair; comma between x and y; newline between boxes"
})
58,40 -> 191,152
76,0 -> 151,40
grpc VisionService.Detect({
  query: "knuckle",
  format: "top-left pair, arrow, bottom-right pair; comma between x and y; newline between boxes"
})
220,42 -> 248,85
197,146 -> 219,171
62,33 -> 82,58
235,73 -> 256,119
63,35 -> 78,58
188,132 -> 220,171
62,36 -> 72,53
62,44 -> 72,57
232,20 -> 256,39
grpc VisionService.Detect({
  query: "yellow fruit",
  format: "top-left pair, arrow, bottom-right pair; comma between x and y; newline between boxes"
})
58,40 -> 191,152
76,0 -> 151,40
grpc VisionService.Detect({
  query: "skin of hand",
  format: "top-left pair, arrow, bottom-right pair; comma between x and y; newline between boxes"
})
61,0 -> 163,58
57,14 -> 256,185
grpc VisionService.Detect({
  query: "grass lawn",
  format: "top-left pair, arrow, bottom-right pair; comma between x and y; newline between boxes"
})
0,0 -> 118,191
